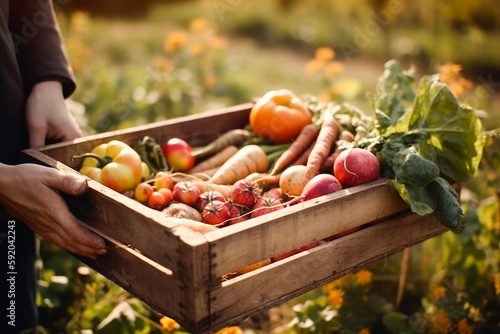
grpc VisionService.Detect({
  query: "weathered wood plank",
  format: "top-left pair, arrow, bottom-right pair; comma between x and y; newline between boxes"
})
73,227 -> 187,324
33,103 -> 253,170
207,213 -> 448,332
206,178 -> 409,279
174,230 -> 212,333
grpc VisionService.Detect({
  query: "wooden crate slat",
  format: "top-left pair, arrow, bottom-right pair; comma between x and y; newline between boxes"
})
74,229 -> 187,323
207,213 -> 448,332
206,178 -> 410,279
174,230 -> 212,332
33,103 -> 253,170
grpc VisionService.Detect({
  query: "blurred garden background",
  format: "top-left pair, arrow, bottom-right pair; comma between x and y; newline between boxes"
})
38,0 -> 499,333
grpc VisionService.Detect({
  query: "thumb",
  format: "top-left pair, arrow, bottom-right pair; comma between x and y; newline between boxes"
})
47,171 -> 89,196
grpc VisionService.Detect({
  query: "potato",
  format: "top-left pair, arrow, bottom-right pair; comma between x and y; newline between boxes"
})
162,202 -> 203,222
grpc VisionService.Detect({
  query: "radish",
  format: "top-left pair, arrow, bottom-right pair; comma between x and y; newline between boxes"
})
263,187 -> 283,200
333,148 -> 380,188
286,173 -> 343,206
297,173 -> 343,202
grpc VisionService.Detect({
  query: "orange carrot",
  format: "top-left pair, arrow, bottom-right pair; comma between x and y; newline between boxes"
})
305,118 -> 340,179
290,139 -> 316,167
189,145 -> 239,174
210,145 -> 269,185
319,130 -> 355,173
270,124 -> 318,175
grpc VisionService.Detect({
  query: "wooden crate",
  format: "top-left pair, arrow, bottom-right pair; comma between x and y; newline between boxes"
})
24,103 -> 448,334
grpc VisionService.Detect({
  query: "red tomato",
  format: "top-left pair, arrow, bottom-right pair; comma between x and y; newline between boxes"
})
195,190 -> 227,211
202,200 -> 232,225
251,197 -> 284,218
172,181 -> 201,206
231,179 -> 261,208
148,191 -> 167,210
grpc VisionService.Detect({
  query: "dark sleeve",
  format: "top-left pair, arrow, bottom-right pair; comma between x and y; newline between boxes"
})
9,0 -> 76,97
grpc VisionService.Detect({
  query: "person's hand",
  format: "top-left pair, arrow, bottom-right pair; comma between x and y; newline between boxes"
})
25,81 -> 83,148
0,163 -> 107,259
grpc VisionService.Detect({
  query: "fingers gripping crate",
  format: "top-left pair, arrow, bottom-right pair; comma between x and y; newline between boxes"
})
24,103 -> 448,334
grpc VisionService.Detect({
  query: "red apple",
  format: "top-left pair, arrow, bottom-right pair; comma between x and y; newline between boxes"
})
163,138 -> 195,172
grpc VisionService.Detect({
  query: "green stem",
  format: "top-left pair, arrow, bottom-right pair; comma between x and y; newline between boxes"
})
259,143 -> 291,156
72,153 -> 112,168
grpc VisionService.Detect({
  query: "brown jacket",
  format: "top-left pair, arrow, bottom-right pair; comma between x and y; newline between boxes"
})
0,0 -> 76,164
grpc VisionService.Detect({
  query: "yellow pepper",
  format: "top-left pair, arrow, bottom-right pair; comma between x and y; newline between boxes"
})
73,140 -> 143,193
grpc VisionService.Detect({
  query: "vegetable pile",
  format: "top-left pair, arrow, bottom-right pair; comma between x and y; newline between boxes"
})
73,60 -> 485,241
307,60 -> 485,233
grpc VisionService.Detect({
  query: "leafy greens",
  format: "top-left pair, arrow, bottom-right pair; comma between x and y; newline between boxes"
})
308,60 -> 485,233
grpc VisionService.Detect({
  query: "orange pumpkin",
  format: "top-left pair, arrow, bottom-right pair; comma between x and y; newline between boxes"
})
249,89 -> 312,144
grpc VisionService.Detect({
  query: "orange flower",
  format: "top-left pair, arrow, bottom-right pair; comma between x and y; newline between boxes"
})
432,286 -> 446,301
203,75 -> 216,89
359,328 -> 370,334
164,31 -> 188,54
327,288 -> 344,308
70,11 -> 89,34
427,309 -> 451,334
306,58 -> 326,74
216,326 -> 243,334
190,18 -> 209,33
438,62 -> 473,97
324,61 -> 344,77
160,316 -> 179,332
329,84 -> 342,97
209,36 -> 228,50
189,42 -> 205,56
355,269 -> 373,285
457,318 -> 473,334
315,47 -> 335,61
494,273 -> 500,295
153,56 -> 172,71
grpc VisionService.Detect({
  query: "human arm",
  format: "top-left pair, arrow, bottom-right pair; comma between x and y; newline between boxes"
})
0,163 -> 107,259
25,80 -> 83,148
9,0 -> 76,97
